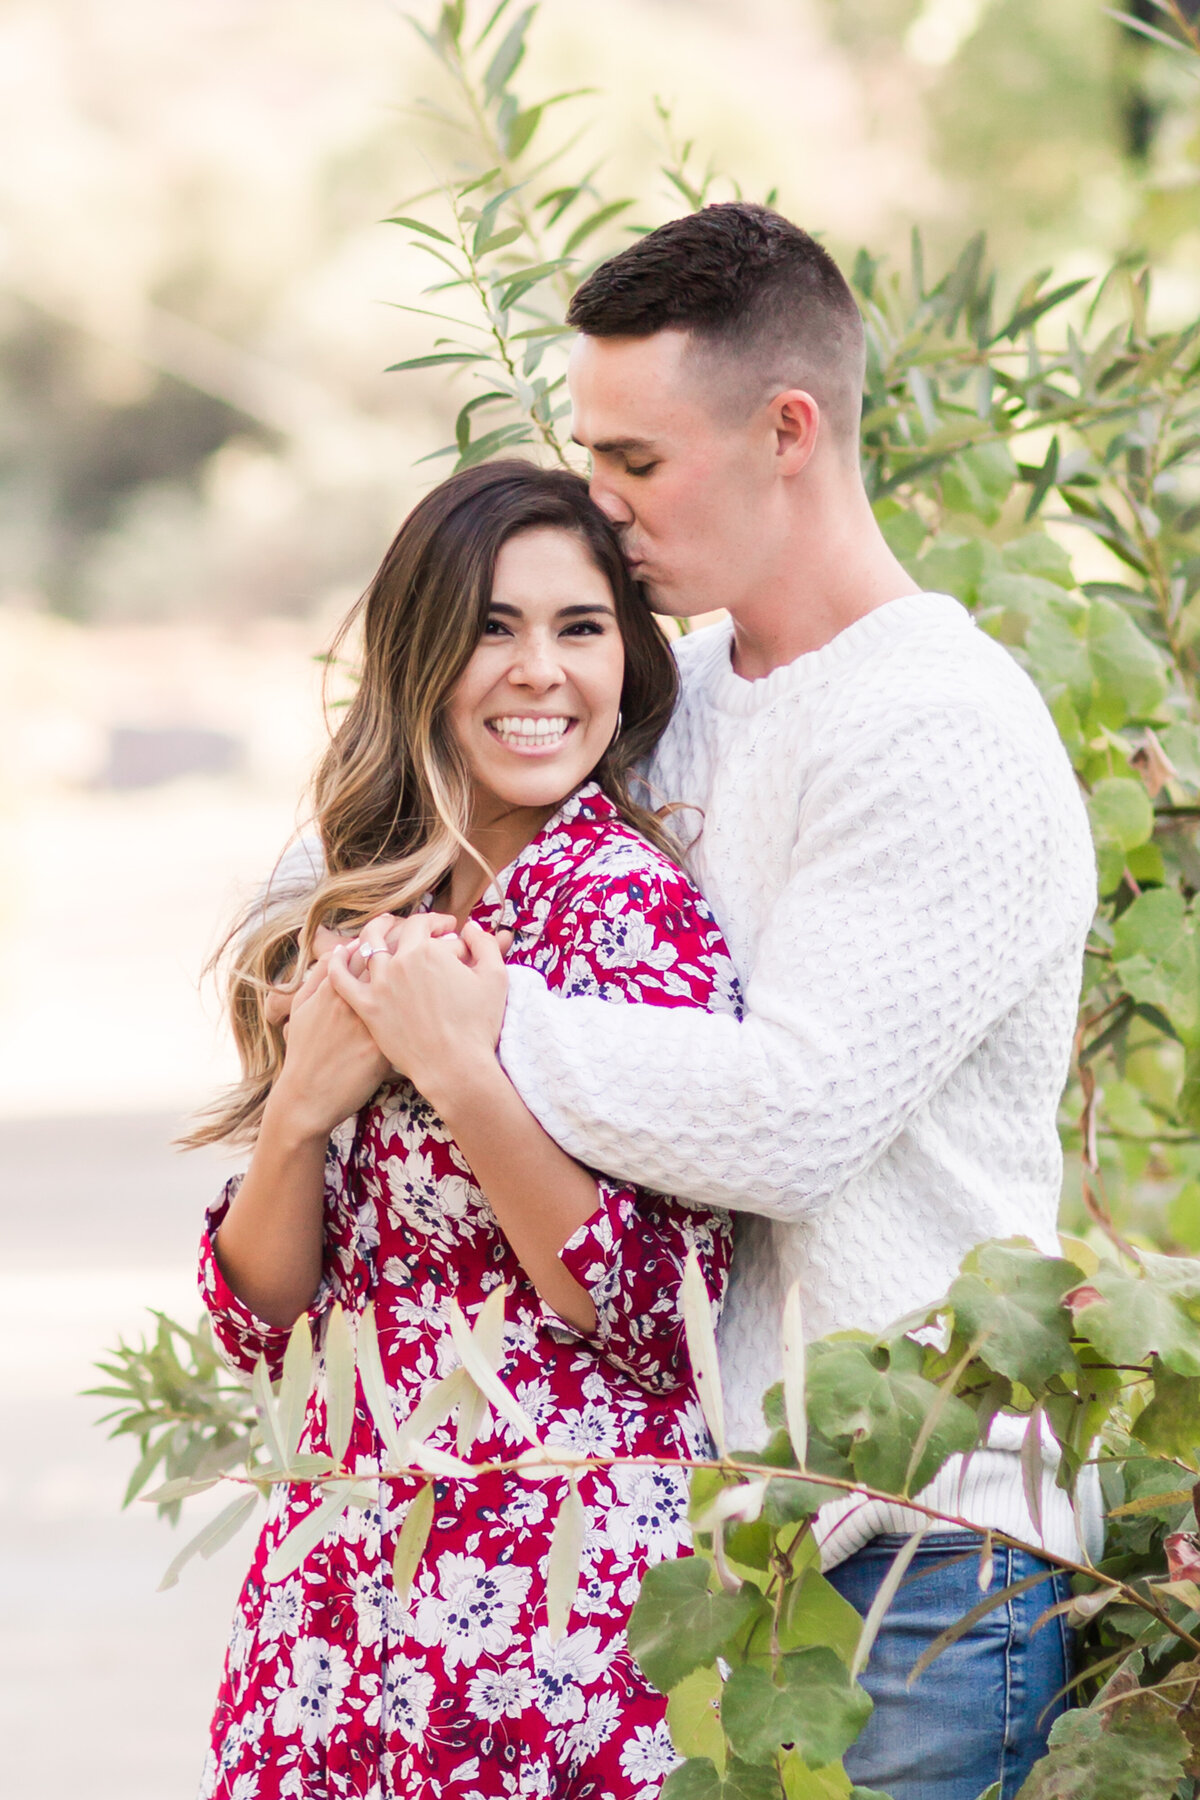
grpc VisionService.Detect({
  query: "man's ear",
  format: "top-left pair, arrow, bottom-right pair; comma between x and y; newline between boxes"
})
770,388 -> 820,475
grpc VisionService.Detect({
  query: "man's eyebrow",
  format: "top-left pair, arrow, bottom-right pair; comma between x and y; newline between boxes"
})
572,434 -> 659,455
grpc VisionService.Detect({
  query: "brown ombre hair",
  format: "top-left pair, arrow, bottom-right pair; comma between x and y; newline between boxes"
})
186,459 -> 680,1148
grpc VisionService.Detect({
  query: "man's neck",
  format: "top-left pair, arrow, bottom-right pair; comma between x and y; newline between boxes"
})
727,485 -> 921,683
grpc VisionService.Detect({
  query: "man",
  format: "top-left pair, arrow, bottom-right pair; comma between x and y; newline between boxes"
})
479,203 -> 1098,1797
271,202 -> 1094,1795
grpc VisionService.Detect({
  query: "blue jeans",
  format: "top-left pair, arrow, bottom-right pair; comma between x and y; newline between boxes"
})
826,1532 -> 1073,1800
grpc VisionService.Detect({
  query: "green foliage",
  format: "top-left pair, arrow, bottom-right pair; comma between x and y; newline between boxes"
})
85,1310 -> 260,1523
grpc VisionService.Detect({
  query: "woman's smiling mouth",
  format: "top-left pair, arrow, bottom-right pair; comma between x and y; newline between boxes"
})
486,714 -> 577,752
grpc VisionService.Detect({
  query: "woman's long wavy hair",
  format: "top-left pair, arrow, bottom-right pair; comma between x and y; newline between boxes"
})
185,459 -> 682,1149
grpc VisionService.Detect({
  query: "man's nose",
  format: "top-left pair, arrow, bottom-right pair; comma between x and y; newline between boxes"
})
589,474 -> 635,529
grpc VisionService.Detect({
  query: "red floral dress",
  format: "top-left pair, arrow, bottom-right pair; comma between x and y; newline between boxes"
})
198,785 -> 739,1800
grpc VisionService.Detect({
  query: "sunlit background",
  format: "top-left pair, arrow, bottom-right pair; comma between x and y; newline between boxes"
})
2,1 -> 1198,1793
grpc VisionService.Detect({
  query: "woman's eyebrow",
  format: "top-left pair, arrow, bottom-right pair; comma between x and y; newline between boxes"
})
557,602 -> 616,619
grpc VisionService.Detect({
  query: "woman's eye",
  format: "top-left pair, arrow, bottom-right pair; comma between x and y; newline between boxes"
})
482,617 -> 512,636
626,462 -> 657,478
562,621 -> 606,637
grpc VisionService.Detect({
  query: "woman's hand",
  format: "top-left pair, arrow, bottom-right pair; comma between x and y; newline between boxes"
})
327,913 -> 509,1112
263,926 -> 358,1028
268,955 -> 391,1140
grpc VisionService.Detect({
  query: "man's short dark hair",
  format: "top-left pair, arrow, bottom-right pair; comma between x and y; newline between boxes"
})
567,202 -> 865,450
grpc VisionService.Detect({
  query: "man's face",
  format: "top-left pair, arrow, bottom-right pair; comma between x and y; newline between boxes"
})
568,330 -> 782,620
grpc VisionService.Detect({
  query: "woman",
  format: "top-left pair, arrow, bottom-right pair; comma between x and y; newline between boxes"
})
192,461 -> 739,1800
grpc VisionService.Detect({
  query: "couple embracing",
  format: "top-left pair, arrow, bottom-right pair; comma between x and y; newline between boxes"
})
193,204 -> 1097,1800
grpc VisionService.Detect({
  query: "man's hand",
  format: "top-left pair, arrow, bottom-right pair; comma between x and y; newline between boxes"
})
327,913 -> 510,1111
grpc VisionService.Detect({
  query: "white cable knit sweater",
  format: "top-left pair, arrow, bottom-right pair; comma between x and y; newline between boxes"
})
499,593 -> 1101,1567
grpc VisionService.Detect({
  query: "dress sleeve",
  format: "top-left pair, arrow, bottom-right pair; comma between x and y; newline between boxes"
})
527,848 -> 738,1392
541,1174 -> 731,1396
197,1121 -> 373,1381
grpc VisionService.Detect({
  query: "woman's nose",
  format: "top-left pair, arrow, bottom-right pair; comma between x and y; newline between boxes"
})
510,638 -> 564,690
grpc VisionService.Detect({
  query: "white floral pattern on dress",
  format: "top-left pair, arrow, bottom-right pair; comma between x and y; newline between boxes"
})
198,785 -> 739,1798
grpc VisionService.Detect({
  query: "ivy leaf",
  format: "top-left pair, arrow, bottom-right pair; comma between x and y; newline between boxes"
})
661,1758 -> 781,1800
1113,887 -> 1200,1044
666,1664 -> 726,1767
721,1649 -> 872,1769
1088,776 -> 1154,857
947,1242 -> 1082,1389
804,1343 -> 976,1494
776,1567 -> 864,1666
1087,596 -> 1170,726
1017,1690 -> 1188,1800
628,1555 -> 766,1693
1070,1263 -> 1200,1378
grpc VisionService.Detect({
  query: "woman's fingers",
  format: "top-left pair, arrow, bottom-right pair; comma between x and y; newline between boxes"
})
327,945 -> 372,1016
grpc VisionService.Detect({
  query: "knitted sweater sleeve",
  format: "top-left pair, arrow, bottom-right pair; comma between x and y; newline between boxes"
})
499,704 -> 1088,1219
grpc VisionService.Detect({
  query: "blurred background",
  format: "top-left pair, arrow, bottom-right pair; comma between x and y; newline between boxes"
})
1,1 -> 1197,1794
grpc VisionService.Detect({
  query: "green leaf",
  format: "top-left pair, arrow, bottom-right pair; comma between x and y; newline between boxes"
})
721,1649 -> 872,1769
1070,1263 -> 1200,1378
473,222 -> 523,257
1112,888 -> 1200,1044
263,1488 -> 353,1585
392,1482 -> 435,1605
1130,1358 -> 1200,1463
546,1479 -> 585,1642
157,1490 -> 259,1591
1088,777 -> 1154,856
357,1302 -> 404,1465
910,536 -> 987,606
483,7 -> 534,101
1001,532 -> 1077,590
1087,597 -> 1169,726
252,1354 -> 287,1471
666,1664 -> 726,1768
873,498 -> 926,563
776,1568 -> 863,1667
947,1242 -> 1082,1388
278,1314 -> 313,1465
324,1303 -> 356,1468
850,1526 -> 927,1680
562,199 -> 635,256
384,215 -> 455,243
1016,1690 -> 1188,1800
999,277 -> 1092,342
662,1759 -> 781,1800
683,1246 -> 728,1457
628,1555 -> 766,1693
385,352 -> 488,372
805,1343 -> 976,1494
940,441 -> 1017,525
781,1281 -> 808,1469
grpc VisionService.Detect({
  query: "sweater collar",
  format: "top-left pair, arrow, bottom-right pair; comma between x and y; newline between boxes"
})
694,591 -> 971,717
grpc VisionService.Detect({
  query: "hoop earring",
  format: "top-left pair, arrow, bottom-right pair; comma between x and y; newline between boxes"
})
608,709 -> 624,750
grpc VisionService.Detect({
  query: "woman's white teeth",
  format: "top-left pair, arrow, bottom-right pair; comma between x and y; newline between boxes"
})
490,716 -> 572,746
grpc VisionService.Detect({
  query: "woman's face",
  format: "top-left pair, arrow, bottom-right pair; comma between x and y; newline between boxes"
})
446,526 -> 625,822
